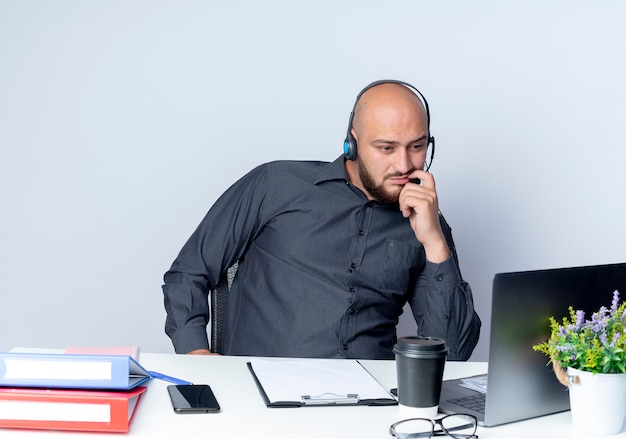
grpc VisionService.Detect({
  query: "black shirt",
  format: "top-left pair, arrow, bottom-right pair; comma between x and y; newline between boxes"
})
162,156 -> 480,359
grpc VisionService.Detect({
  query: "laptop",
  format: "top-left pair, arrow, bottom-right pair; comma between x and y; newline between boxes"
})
439,262 -> 626,427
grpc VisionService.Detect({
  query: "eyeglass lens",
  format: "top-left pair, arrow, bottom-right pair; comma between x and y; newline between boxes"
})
391,414 -> 477,439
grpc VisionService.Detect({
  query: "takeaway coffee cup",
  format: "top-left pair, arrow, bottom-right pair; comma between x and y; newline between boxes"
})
393,336 -> 448,419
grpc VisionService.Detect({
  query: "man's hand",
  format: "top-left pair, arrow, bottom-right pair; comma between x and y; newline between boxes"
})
186,349 -> 220,356
398,170 -> 451,263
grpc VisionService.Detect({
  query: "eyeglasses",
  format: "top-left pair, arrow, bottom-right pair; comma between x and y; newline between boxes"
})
389,414 -> 478,439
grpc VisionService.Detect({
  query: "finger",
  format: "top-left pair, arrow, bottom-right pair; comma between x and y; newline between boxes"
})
400,205 -> 412,218
408,170 -> 436,189
398,187 -> 429,217
399,180 -> 438,220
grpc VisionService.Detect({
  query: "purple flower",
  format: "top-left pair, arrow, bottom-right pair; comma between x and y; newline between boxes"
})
611,290 -> 620,314
590,307 -> 609,333
600,332 -> 608,345
575,310 -> 585,329
610,332 -> 621,348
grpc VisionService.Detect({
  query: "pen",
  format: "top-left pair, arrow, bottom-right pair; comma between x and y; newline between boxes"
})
149,370 -> 193,385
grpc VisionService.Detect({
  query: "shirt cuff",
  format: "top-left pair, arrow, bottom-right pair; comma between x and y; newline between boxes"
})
171,326 -> 210,354
421,254 -> 463,294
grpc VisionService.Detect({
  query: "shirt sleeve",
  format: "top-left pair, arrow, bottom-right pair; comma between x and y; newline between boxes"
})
408,215 -> 481,361
161,165 -> 269,354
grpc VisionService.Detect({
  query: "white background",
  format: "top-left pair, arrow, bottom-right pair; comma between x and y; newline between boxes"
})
1,1 -> 625,361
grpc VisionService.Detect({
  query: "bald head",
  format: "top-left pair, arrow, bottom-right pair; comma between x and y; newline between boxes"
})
351,82 -> 428,137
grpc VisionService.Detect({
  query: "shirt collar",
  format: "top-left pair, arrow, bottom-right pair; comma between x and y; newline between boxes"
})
314,155 -> 350,185
314,155 -> 401,210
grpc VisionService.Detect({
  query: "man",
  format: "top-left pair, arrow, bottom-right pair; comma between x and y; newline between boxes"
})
162,80 -> 481,360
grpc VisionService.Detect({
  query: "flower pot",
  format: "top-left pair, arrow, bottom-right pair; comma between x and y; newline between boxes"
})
567,367 -> 626,435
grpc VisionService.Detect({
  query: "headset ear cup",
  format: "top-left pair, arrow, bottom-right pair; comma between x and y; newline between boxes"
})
343,111 -> 358,160
343,134 -> 357,161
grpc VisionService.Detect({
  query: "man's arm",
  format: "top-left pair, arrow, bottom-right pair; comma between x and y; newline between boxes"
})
408,215 -> 481,361
162,165 -> 270,354
410,256 -> 481,360
162,268 -> 213,354
399,171 -> 481,359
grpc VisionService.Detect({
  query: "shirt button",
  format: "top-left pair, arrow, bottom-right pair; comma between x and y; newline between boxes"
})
436,275 -> 444,281
350,263 -> 356,269
343,344 -> 349,350
443,314 -> 449,319
358,230 -> 364,236
349,309 -> 355,315
349,287 -> 355,292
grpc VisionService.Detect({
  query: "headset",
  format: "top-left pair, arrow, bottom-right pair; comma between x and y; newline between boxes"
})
343,79 -> 436,171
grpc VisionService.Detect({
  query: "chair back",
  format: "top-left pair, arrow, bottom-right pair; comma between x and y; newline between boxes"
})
210,262 -> 238,354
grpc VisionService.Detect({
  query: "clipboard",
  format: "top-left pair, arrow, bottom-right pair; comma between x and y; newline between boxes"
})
247,358 -> 397,408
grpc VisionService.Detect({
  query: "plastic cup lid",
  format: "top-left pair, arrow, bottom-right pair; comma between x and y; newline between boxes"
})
393,336 -> 449,358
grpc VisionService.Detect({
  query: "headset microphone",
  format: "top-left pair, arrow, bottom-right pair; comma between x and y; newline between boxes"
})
343,79 -> 435,171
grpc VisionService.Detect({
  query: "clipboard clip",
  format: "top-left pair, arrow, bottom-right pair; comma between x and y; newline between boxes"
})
301,393 -> 359,405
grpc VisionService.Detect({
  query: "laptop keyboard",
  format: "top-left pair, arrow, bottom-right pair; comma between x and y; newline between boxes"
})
449,394 -> 485,414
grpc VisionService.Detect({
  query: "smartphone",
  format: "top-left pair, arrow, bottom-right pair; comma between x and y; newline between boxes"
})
167,384 -> 221,413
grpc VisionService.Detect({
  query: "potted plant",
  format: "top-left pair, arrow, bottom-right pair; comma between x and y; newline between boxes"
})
533,290 -> 626,435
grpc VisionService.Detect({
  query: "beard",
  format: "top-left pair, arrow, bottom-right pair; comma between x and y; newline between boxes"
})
357,157 -> 404,204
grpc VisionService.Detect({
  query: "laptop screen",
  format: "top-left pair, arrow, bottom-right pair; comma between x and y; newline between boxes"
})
441,262 -> 626,427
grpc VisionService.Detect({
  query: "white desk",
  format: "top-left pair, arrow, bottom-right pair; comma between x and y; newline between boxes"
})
1,353 -> 623,438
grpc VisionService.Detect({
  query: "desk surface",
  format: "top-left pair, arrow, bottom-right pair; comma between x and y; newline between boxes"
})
1,353 -> 623,438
